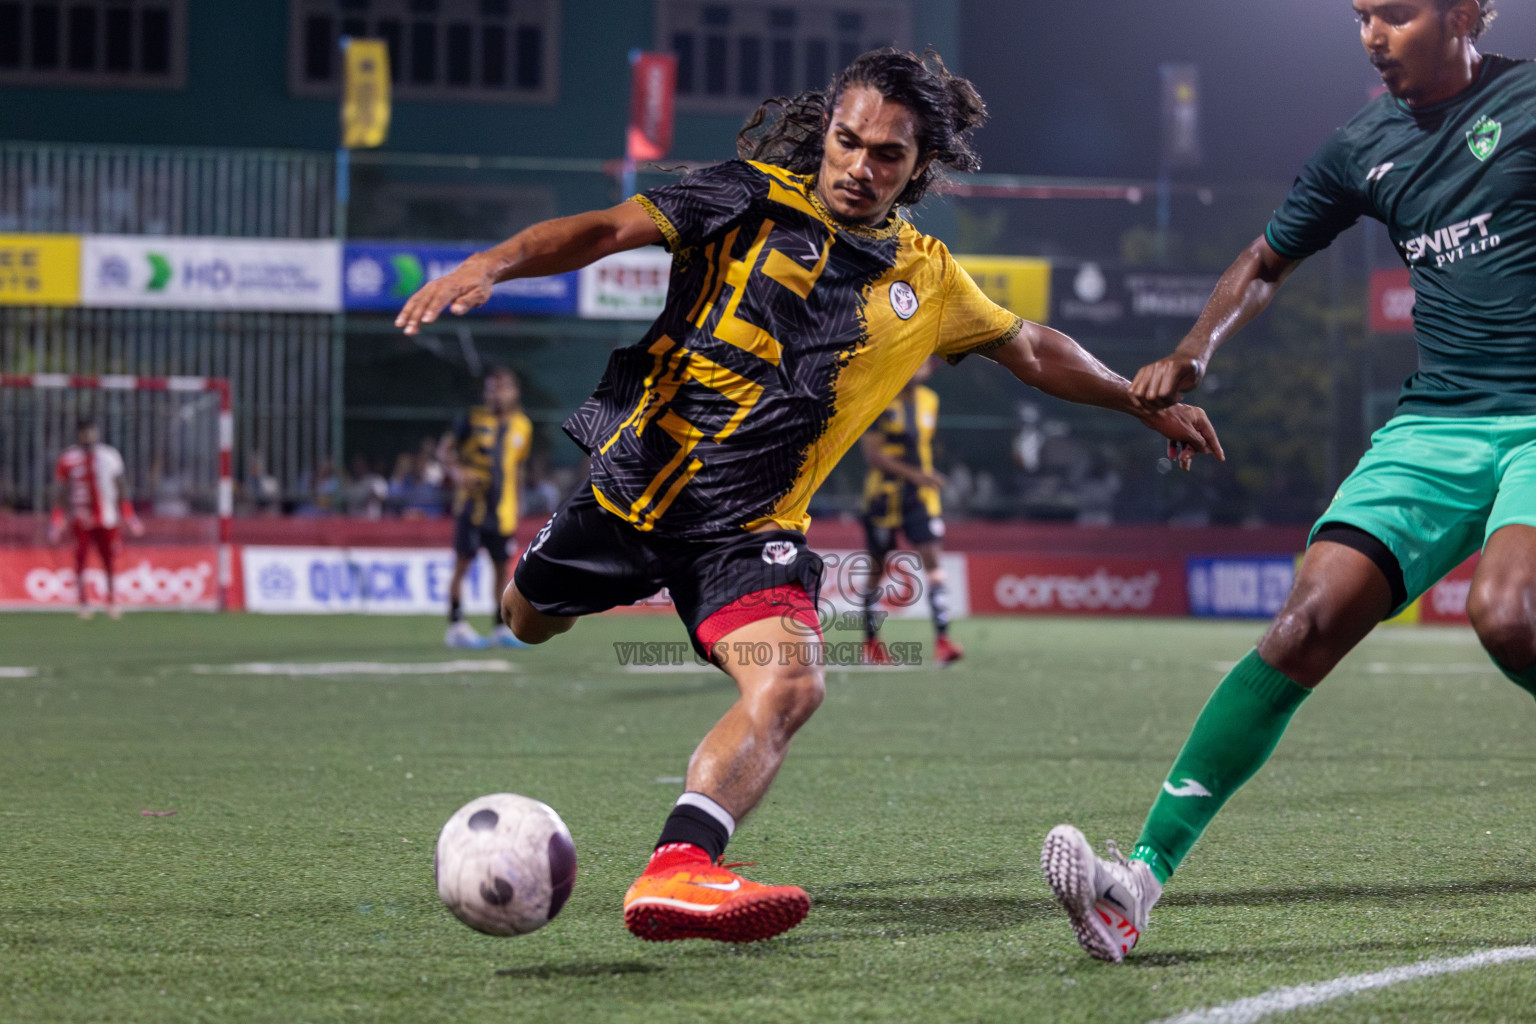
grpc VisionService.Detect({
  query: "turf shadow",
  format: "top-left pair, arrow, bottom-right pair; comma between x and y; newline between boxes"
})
1159,876 -> 1536,911
494,960 -> 662,980
806,894 -> 1059,939
812,867 -> 1017,893
597,677 -> 736,702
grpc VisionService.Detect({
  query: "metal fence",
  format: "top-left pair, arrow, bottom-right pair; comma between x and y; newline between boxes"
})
0,307 -> 334,506
0,142 -> 335,236
0,143 -> 338,510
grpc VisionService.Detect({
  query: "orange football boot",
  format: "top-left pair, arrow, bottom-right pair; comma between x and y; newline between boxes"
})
623,843 -> 810,943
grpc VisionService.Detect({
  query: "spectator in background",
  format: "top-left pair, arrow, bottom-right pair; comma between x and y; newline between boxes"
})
294,458 -> 343,517
345,454 -> 389,519
389,448 -> 448,519
243,450 -> 281,517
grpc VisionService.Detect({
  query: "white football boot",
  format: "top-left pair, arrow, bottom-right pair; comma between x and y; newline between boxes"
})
444,622 -> 490,649
1041,824 -> 1162,962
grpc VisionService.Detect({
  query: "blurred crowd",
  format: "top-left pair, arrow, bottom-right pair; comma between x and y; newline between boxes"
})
239,436 -> 573,520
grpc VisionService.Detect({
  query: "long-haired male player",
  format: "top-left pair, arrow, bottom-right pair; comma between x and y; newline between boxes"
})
398,49 -> 1223,944
1043,0 -> 1534,963
49,418 -> 144,619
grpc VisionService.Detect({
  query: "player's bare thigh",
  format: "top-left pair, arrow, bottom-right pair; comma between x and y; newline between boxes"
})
1256,540 -> 1394,687
1466,524 -> 1536,670
502,583 -> 576,644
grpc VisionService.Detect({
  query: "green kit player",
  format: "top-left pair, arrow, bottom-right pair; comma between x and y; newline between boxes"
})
1042,0 -> 1535,961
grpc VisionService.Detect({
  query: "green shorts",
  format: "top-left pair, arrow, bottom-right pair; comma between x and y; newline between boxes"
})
1310,414 -> 1536,613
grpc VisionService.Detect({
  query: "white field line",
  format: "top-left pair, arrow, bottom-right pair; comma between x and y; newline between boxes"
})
1149,945 -> 1536,1024
0,667 -> 39,678
192,661 -> 515,676
1364,661 -> 1498,675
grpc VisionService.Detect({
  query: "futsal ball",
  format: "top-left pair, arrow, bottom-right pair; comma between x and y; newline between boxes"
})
434,793 -> 577,936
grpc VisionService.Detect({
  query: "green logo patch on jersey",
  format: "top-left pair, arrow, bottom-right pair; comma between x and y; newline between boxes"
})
1467,115 -> 1502,161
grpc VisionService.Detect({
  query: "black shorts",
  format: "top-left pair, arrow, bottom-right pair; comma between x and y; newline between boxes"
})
862,496 -> 943,559
514,484 -> 823,657
453,506 -> 514,564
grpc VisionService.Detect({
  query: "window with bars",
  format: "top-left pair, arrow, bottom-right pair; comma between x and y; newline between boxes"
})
657,1 -> 912,114
288,0 -> 558,103
0,0 -> 185,88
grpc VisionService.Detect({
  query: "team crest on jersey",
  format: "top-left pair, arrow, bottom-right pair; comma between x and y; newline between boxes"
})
889,281 -> 919,320
761,540 -> 798,566
1467,115 -> 1501,162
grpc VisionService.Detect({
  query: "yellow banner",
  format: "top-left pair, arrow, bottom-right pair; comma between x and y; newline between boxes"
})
342,38 -> 391,149
0,234 -> 81,306
956,256 -> 1051,323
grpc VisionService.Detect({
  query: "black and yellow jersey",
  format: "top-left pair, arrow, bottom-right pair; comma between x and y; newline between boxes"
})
563,159 -> 1022,537
863,384 -> 942,526
451,406 -> 533,534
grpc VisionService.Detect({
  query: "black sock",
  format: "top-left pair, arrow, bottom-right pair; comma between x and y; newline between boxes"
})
655,805 -> 729,861
449,598 -> 462,624
929,579 -> 950,638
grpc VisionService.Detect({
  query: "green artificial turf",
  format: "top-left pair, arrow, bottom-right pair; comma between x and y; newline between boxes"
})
2,612 -> 1534,1023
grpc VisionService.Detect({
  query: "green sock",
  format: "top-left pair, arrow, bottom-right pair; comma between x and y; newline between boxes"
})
1131,649 -> 1312,883
1493,658 -> 1536,700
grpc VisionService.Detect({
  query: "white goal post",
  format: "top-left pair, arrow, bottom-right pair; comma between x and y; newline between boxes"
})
0,373 -> 233,610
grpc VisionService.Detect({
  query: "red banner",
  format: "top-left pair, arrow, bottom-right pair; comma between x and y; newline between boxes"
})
627,52 -> 677,162
0,546 -> 221,610
1419,554 -> 1477,625
1370,267 -> 1415,333
967,555 -> 1187,616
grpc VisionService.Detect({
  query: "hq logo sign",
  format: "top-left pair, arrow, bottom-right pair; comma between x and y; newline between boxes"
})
81,236 -> 342,311
343,242 -> 578,316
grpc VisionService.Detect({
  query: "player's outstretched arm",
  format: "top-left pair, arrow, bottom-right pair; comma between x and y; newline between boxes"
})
1129,235 -> 1301,410
988,324 -> 1224,471
395,201 -> 664,335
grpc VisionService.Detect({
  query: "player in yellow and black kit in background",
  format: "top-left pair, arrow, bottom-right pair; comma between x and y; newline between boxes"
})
440,366 -> 533,649
858,357 -> 961,665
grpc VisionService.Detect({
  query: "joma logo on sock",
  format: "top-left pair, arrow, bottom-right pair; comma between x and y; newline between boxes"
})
1163,778 -> 1213,798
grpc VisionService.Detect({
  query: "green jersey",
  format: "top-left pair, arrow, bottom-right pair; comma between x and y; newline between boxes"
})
1266,55 -> 1536,417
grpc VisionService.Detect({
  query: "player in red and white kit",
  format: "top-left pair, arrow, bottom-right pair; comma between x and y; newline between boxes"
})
49,419 -> 144,619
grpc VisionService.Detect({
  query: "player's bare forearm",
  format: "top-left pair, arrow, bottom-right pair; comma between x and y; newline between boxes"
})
396,201 -> 663,335
990,323 -> 1142,415
478,203 -> 664,282
1131,236 -> 1300,408
989,324 -> 1224,469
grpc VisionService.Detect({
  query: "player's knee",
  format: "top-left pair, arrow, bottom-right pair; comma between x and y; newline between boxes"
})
1467,579 -> 1536,669
502,591 -> 570,645
1260,601 -> 1340,684
759,665 -> 825,734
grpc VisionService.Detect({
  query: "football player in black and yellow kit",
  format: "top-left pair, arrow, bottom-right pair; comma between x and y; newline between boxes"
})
439,367 -> 533,649
398,49 -> 1223,944
858,358 -> 963,665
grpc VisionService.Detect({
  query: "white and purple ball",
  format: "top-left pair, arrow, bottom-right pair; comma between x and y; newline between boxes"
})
434,793 -> 577,936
